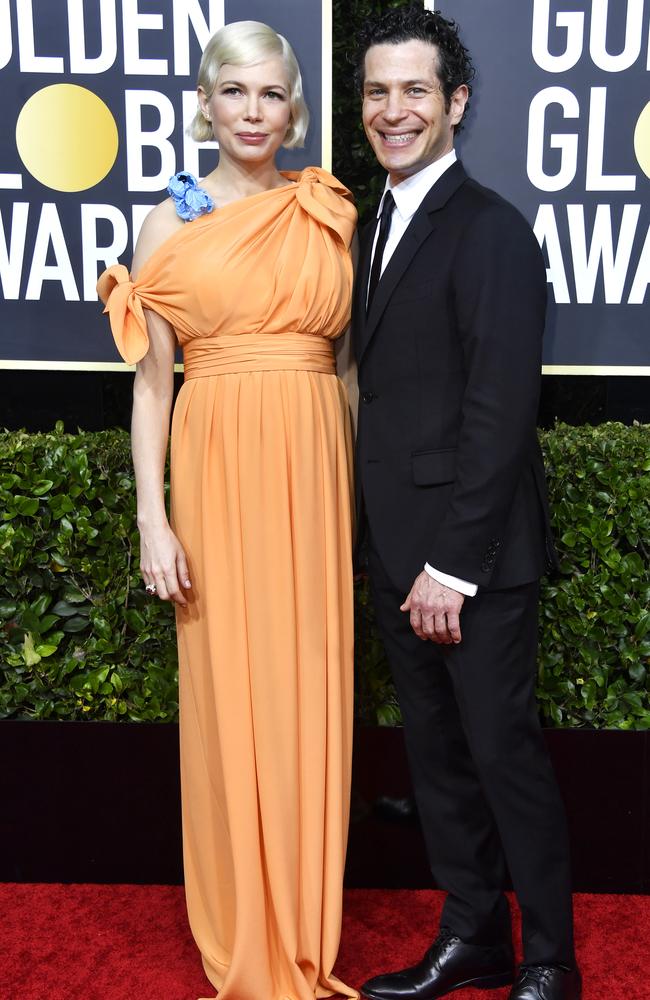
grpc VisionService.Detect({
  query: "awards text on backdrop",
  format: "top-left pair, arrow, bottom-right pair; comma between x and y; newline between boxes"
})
451,0 -> 649,368
529,0 -> 650,308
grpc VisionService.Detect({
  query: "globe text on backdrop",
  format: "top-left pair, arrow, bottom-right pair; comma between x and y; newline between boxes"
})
16,84 -> 118,193
634,102 -> 650,181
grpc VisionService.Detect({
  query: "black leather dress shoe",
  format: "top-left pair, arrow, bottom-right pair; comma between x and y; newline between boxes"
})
509,965 -> 582,1000
360,926 -> 515,999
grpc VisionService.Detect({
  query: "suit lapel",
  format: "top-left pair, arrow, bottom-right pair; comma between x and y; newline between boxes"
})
352,219 -> 376,358
357,161 -> 469,364
360,209 -> 434,356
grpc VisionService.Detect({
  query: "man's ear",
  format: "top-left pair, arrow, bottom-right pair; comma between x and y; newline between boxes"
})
449,84 -> 469,127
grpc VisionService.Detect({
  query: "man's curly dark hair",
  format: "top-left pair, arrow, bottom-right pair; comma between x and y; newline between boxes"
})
354,3 -> 475,133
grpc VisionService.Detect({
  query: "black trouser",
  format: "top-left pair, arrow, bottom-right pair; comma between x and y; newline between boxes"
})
368,542 -> 575,967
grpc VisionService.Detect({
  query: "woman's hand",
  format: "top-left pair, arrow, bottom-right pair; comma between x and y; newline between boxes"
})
139,522 -> 192,606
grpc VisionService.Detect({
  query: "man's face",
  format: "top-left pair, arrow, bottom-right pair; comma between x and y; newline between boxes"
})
362,39 -> 468,185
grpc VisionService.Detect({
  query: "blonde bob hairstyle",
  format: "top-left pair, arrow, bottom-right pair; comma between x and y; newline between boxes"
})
190,20 -> 309,149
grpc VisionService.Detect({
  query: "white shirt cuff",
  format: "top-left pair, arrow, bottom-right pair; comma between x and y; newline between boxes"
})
424,563 -> 478,597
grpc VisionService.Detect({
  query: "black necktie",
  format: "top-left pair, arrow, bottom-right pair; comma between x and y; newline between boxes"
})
366,190 -> 395,314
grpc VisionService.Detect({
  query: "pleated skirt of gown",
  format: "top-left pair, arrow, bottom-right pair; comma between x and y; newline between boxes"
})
170,366 -> 358,1000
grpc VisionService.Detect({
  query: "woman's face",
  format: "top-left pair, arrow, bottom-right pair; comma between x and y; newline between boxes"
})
199,56 -> 292,167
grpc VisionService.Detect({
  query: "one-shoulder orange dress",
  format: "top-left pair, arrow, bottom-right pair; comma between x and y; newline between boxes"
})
98,167 -> 359,1000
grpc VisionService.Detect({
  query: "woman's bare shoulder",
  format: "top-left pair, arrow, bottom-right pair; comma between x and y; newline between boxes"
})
132,198 -> 184,279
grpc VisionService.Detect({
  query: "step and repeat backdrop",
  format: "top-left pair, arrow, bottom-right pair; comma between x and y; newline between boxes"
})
1,0 -> 649,373
446,0 -> 650,372
0,0 -> 329,369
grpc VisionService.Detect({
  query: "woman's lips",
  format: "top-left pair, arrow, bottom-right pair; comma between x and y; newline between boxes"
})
236,133 -> 268,145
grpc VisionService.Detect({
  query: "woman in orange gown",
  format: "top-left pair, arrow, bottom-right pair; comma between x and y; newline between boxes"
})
98,21 -> 358,1000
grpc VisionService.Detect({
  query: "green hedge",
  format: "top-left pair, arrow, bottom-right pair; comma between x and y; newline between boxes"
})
538,424 -> 650,728
1,423 -> 648,727
0,426 -> 177,722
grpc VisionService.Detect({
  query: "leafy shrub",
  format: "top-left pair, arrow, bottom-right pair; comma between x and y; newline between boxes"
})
538,423 -> 650,729
0,424 -> 177,721
1,423 -> 648,728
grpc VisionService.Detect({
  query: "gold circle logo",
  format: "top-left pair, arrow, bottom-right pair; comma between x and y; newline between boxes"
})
634,101 -> 650,180
16,84 -> 118,192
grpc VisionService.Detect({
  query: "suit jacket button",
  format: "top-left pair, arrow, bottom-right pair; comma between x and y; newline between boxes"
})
361,391 -> 376,404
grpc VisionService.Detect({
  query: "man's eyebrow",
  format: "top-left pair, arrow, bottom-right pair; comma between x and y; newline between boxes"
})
363,78 -> 432,88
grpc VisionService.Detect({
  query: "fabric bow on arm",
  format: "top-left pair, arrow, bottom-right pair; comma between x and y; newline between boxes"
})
97,264 -> 149,365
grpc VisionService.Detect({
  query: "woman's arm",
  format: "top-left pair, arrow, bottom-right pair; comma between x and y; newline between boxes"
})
131,205 -> 190,606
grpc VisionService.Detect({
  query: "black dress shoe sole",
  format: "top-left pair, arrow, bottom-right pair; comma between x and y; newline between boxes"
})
361,969 -> 515,1000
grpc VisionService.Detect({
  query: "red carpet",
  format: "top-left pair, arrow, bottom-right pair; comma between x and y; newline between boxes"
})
0,886 -> 647,999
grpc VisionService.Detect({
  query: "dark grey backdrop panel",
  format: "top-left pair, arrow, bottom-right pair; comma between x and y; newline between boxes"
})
448,0 -> 650,368
0,0 -> 325,366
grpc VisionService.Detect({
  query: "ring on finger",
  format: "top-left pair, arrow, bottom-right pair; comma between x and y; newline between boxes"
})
145,583 -> 157,595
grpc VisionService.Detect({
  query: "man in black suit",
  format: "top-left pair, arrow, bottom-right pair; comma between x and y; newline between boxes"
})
352,7 -> 580,1000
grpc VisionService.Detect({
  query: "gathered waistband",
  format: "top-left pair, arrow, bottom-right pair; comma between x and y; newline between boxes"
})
182,333 -> 336,379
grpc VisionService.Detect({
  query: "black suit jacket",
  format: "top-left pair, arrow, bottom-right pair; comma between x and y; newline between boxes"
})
353,160 -> 557,594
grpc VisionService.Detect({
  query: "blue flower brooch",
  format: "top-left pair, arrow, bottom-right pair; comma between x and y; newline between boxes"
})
167,172 -> 214,222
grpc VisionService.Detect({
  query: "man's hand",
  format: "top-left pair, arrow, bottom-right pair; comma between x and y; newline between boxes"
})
400,571 -> 464,644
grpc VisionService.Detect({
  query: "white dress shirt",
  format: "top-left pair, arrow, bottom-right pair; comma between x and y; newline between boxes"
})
368,149 -> 478,598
